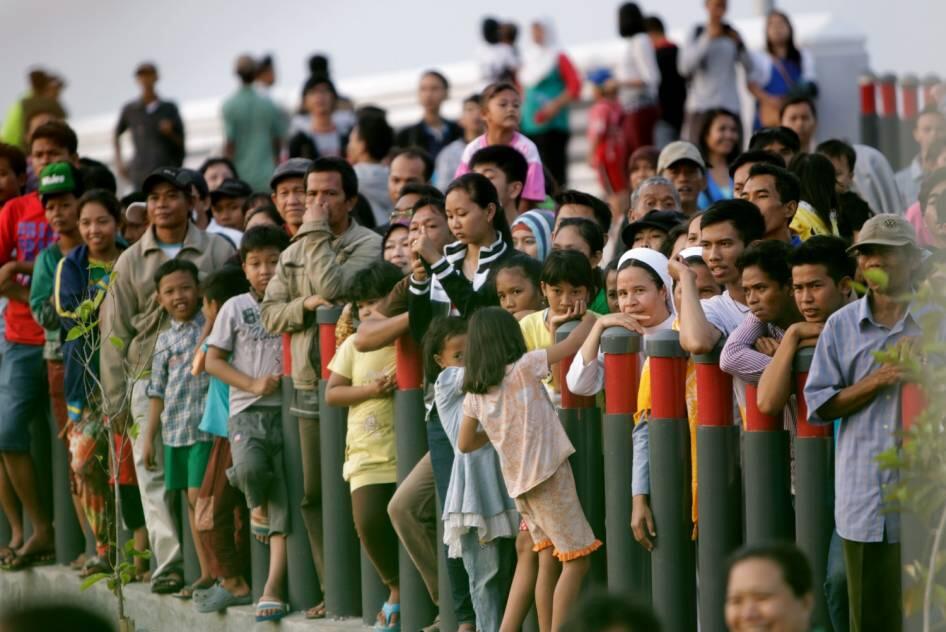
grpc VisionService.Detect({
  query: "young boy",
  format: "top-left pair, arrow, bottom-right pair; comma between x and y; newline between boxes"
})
470,144 -> 528,222
205,225 -> 291,622
0,143 -> 27,207
142,258 -> 215,598
209,178 -> 252,234
585,68 -> 628,221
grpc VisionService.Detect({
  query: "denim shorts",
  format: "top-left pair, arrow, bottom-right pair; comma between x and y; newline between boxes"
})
0,342 -> 47,452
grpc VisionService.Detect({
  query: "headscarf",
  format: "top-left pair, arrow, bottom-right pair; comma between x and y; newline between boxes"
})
617,247 -> 676,317
511,209 -> 554,260
520,17 -> 562,87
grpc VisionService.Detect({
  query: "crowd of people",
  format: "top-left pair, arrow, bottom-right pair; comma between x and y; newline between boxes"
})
0,1 -> 944,631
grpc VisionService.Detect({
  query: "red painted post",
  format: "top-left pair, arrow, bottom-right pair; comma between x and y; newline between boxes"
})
860,73 -> 879,148
901,382 -> 927,433
743,382 -> 792,543
878,74 -> 901,169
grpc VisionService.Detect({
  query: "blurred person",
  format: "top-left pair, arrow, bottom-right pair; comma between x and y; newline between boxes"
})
748,126 -> 800,167
114,62 -> 185,189
725,542 -> 815,632
477,17 -> 520,87
288,75 -> 346,160
894,106 -> 946,210
658,141 -> 706,216
749,10 -> 817,130
627,145 -> 660,192
222,55 -> 286,192
79,158 -> 118,194
907,168 -> 946,251
244,203 -> 286,231
789,153 -> 846,240
256,54 -> 276,91
678,0 -> 753,142
615,3 -> 661,155
697,108 -> 742,204
645,15 -> 687,147
520,18 -> 582,186
396,71 -> 461,160
268,157 -> 312,236
388,147 -> 433,208
730,149 -> 786,199
560,591 -> 661,632
838,191 -> 874,243
0,144 -> 27,206
121,197 -> 149,245
435,94 -> 484,192
586,68 -> 629,225
180,167 -> 211,230
348,109 -> 395,225
816,138 -> 857,194
199,157 -> 238,192
779,95 -> 818,152
1,69 -> 53,149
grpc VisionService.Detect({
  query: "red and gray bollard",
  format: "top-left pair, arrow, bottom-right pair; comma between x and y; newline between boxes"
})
901,381 -> 927,632
694,342 -> 741,632
859,73 -> 879,149
394,333 -> 437,630
316,307 -> 363,618
556,321 -> 607,585
645,330 -> 696,632
878,74 -> 901,169
793,347 -> 833,630
600,327 -> 649,598
899,75 -> 920,172
744,383 -> 793,544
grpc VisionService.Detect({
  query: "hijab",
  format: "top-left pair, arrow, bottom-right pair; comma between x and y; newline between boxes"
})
520,17 -> 562,87
618,247 -> 676,317
511,209 -> 554,260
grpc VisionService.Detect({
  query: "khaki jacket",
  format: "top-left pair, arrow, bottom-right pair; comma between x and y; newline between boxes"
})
100,225 -> 235,415
261,218 -> 381,390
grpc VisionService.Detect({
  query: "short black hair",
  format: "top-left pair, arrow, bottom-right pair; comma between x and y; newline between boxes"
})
729,150 -> 786,179
239,225 -> 290,261
837,191 -> 873,234
302,74 -> 338,100
491,252 -> 543,293
423,316 -> 467,383
390,146 -> 434,181
618,2 -> 646,38
554,190 -> 613,233
790,234 -> 855,282
700,199 -> 766,246
559,591 -> 661,632
643,15 -> 665,34
541,248 -> 597,293
153,258 -> 199,288
356,110 -> 395,161
815,139 -> 857,171
244,202 -> 286,229
202,265 -> 250,305
463,93 -> 481,107
726,542 -> 814,599
346,261 -> 404,317
470,145 -> 529,190
77,189 -> 122,223
30,120 -> 78,154
748,126 -> 801,155
746,163 -> 801,205
79,157 -> 117,194
780,95 -> 817,121
199,156 -> 239,179
306,156 -> 358,199
0,143 -> 27,176
557,217 -> 605,256
398,182 -> 444,202
662,222 -> 690,258
736,239 -> 793,286
422,69 -> 449,91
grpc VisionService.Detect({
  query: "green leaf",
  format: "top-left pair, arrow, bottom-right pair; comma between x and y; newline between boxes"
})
128,423 -> 140,441
80,572 -> 112,591
862,267 -> 889,290
109,336 -> 125,351
65,325 -> 87,341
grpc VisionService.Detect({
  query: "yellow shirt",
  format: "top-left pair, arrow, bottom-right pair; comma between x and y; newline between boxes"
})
790,202 -> 832,242
520,309 -> 601,398
328,335 -> 397,491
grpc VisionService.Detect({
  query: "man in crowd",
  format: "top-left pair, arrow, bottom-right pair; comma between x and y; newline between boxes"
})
100,166 -> 235,594
658,141 -> 706,216
261,157 -> 381,617
805,214 -> 925,631
222,55 -> 286,192
469,145 -> 528,223
627,175 -> 681,222
730,150 -> 785,199
396,71 -> 461,160
740,163 -> 801,244
645,15 -> 687,147
748,126 -> 800,167
114,62 -> 185,189
895,106 -> 946,210
348,110 -> 395,226
270,157 -> 312,237
387,147 -> 433,212
780,96 -> 818,153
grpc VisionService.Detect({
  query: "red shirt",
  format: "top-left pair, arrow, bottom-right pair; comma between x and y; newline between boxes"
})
0,192 -> 56,345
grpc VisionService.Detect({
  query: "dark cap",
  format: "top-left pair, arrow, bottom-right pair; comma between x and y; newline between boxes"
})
135,62 -> 157,76
270,157 -> 313,190
142,167 -> 192,195
211,178 -> 253,203
179,168 -> 209,198
622,209 -> 688,247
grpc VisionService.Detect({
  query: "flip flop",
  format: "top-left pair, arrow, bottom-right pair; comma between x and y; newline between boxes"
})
194,584 -> 253,613
1,549 -> 55,572
250,516 -> 270,539
78,555 -> 112,578
305,601 -> 327,619
373,602 -> 401,631
172,578 -> 216,600
255,599 -> 289,623
150,573 -> 185,595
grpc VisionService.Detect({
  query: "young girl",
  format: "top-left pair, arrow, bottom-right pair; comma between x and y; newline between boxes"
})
455,82 -> 546,205
603,259 -> 620,314
458,307 -> 599,632
426,317 -> 518,632
325,262 -> 404,631
697,108 -> 742,207
492,253 -> 544,319
510,209 -> 554,261
552,218 -> 609,313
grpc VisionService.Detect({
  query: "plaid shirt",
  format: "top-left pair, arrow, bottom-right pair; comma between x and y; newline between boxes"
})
147,312 -> 211,447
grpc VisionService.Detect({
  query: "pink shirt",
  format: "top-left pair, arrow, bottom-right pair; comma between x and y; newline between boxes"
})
905,201 -> 936,249
455,132 -> 547,202
462,350 -> 574,497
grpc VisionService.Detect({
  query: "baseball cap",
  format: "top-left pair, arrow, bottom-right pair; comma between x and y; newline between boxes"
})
622,209 -> 688,247
124,201 -> 147,224
657,141 -> 706,173
211,178 -> 253,203
586,67 -> 613,87
847,214 -> 917,253
270,158 -> 313,190
142,166 -> 192,195
38,162 -> 81,202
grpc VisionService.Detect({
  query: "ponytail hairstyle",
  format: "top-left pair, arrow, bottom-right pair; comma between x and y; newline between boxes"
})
445,172 -> 513,245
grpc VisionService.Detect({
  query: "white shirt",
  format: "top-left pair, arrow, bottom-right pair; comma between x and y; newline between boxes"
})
617,33 -> 661,110
206,220 -> 243,249
702,290 -> 750,413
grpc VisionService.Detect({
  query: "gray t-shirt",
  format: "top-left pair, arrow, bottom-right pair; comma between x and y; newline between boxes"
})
206,292 -> 282,415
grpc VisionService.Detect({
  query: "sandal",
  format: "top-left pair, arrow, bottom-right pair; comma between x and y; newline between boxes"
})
305,602 -> 327,619
70,552 -> 89,571
374,602 -> 401,631
0,547 -> 17,566
1,549 -> 55,572
194,583 -> 253,613
172,578 -> 215,600
255,598 -> 289,623
78,555 -> 112,578
150,573 -> 185,595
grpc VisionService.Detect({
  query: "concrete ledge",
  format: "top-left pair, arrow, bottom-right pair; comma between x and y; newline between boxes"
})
0,564 -> 370,632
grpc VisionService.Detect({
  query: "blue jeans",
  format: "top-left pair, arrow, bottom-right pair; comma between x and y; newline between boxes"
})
427,407 -> 476,626
460,531 -> 517,632
825,529 -> 850,632
0,342 -> 46,452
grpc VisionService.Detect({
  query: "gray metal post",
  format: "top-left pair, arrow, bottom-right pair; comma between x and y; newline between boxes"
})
361,548 -> 389,626
437,493 -> 458,631
49,408 -> 84,565
744,383 -> 793,544
644,331 -> 696,632
250,536 -> 270,602
877,74 -> 901,170
600,327 -> 650,598
394,333 -> 437,630
316,306 -> 362,618
694,343 -> 742,632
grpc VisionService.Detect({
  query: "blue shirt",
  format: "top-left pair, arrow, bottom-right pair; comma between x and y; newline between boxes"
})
197,343 -> 230,438
804,295 -> 924,543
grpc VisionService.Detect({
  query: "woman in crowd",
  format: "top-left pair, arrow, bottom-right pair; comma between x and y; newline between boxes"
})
698,108 -> 742,206
750,10 -> 817,130
615,3 -> 661,155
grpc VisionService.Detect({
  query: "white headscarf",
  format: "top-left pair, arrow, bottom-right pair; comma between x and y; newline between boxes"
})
520,17 -> 562,87
617,247 -> 676,317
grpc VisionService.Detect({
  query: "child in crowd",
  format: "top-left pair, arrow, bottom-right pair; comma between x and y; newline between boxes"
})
455,82 -> 546,206
470,144 -> 529,222
205,225 -> 290,622
510,209 -> 554,260
143,259 -> 214,599
458,307 -> 599,632
586,68 -> 628,222
325,261 -> 404,631
627,146 -> 659,193
603,259 -> 620,314
427,316 -> 518,632
209,178 -> 252,234
492,253 -> 544,319
0,143 -> 26,207
552,218 -> 609,313
192,265 -> 253,613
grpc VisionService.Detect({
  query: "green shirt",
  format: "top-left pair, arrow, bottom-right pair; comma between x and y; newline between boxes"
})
28,243 -> 64,360
221,86 -> 286,192
589,287 -> 610,315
